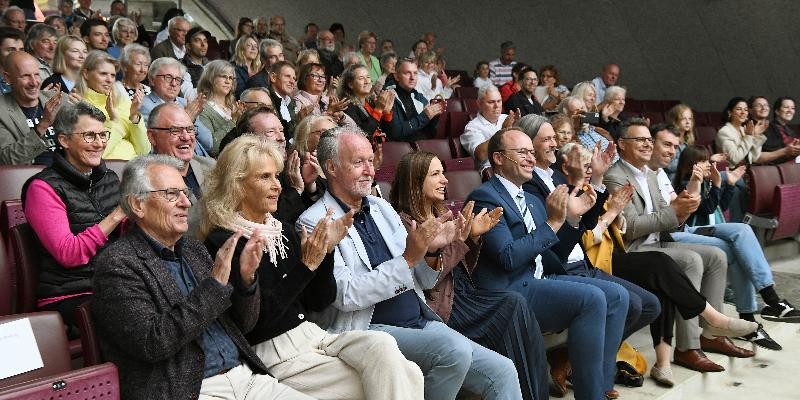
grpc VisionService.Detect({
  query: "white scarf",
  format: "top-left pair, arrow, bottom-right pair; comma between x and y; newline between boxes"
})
226,213 -> 288,265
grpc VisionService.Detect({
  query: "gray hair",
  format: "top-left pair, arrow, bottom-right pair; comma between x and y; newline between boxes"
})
26,23 -> 58,53
341,51 -> 360,67
259,38 -> 282,60
148,56 -> 185,81
120,43 -> 150,68
147,102 -> 185,129
557,96 -> 584,115
514,114 -> 549,139
240,87 -> 270,100
2,6 -> 24,23
52,101 -> 107,136
604,85 -> 626,101
478,84 -> 499,101
167,16 -> 189,31
316,127 -> 365,175
379,51 -> 396,68
119,154 -> 185,217
111,17 -> 137,43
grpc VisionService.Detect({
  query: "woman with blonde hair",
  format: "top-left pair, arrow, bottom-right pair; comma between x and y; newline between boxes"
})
201,135 -> 425,400
665,103 -> 697,177
41,35 -> 87,93
196,59 -> 238,154
232,34 -> 261,98
76,50 -> 149,160
572,81 -> 598,112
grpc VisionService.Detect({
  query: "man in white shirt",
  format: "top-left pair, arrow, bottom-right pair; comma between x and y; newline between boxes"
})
460,85 -> 517,173
604,118 -> 750,372
591,63 -> 619,103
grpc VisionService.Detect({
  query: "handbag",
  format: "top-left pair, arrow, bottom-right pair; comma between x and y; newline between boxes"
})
614,341 -> 647,387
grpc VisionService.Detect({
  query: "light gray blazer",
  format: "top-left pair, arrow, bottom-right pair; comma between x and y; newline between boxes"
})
603,161 -> 680,251
297,191 -> 441,334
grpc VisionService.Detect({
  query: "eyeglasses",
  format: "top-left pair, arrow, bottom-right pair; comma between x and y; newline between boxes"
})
307,73 -> 326,81
217,74 -> 235,81
71,130 -> 110,143
620,137 -> 654,145
150,126 -> 197,137
147,187 -> 192,202
156,74 -> 184,85
499,148 -> 535,158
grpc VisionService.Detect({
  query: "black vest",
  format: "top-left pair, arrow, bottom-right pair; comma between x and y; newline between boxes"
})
21,152 -> 121,299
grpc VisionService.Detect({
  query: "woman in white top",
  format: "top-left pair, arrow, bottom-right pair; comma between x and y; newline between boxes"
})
197,60 -> 239,155
472,61 -> 493,90
715,96 -> 768,165
415,51 -> 458,101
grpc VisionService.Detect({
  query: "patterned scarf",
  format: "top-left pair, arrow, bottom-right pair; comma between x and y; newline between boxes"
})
226,213 -> 288,265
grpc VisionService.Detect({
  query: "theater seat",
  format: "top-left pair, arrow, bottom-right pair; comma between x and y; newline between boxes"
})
777,162 -> 800,184
455,86 -> 478,99
0,312 -> 71,388
642,111 -> 665,125
415,139 -> 453,160
0,165 -> 45,205
103,159 -> 127,178
445,170 -> 482,202
462,99 -> 479,118
447,111 -> 472,138
435,112 -> 450,139
381,142 -> 414,171
694,126 -> 717,147
445,100 -> 464,113
743,165 -> 781,229
74,301 -> 102,367
0,363 -> 119,399
443,157 -> 475,172
10,223 -> 43,314
0,243 -> 10,316
771,184 -> 800,240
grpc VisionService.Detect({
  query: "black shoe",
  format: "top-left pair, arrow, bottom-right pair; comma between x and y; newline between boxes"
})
736,323 -> 783,351
761,300 -> 800,323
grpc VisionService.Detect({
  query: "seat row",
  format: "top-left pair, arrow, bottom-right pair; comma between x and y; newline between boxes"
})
745,161 -> 800,241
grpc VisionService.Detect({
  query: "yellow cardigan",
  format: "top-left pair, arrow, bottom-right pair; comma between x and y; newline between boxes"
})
83,87 -> 151,160
581,215 -> 625,275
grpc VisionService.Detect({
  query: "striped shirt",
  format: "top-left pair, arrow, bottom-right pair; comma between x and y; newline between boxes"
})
489,59 -> 517,86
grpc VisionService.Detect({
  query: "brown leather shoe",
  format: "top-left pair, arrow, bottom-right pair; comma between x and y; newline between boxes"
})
547,347 -> 571,397
605,389 -> 620,399
673,349 -> 725,372
700,336 -> 755,358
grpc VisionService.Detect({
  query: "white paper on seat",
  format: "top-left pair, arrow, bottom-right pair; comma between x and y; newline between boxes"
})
0,318 -> 44,379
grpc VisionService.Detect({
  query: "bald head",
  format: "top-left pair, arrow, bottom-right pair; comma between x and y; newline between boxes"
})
5,51 -> 42,107
3,46 -> 34,73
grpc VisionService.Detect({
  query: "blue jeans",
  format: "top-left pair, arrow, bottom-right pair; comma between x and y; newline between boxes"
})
517,275 -> 628,399
673,223 -> 775,313
370,320 -> 522,400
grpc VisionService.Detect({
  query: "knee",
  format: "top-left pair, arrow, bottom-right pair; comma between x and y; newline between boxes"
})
679,253 -> 705,279
436,334 -> 473,369
578,285 -> 607,313
707,247 -> 728,271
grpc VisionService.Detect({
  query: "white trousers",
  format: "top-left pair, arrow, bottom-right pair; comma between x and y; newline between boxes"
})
199,363 -> 313,400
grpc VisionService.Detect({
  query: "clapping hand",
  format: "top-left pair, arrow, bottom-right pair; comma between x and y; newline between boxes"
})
502,109 -> 521,128
464,201 -> 502,241
300,213 -> 332,271
726,164 -> 746,185
403,214 -> 446,267
591,141 -> 616,182
238,229 -> 268,287
325,208 -> 354,253
606,184 -> 634,215
566,184 -> 597,221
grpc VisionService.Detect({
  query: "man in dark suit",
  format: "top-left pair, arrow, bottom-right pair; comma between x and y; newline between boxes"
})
467,127 -> 628,400
268,61 -> 298,139
0,51 -> 68,165
517,114 -> 660,342
91,154 -> 313,400
150,16 -> 191,60
503,67 -> 544,117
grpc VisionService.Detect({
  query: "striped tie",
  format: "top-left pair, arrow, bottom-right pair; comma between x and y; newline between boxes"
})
517,190 -> 544,279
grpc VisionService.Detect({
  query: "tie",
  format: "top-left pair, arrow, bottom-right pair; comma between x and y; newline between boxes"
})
517,191 -> 544,279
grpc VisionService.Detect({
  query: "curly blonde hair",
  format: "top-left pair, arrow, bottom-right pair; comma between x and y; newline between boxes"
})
232,34 -> 261,73
198,135 -> 284,240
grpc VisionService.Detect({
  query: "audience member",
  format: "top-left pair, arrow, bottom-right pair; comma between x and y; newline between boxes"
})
72,0 -> 96,20
664,103 -> 696,179
461,85 -> 517,172
26,23 -> 57,80
1,6 -> 25,32
56,0 -> 76,28
232,34 -> 261,98
536,65 -> 569,111
21,101 -> 125,338
268,61 -> 298,138
671,144 -> 800,347
488,41 -> 516,86
316,30 -> 343,80
201,135 -> 425,399
415,50 -> 457,101
498,62 -> 528,103
150,16 -> 190,60
715,96 -> 769,165
561,95 -> 618,162
0,26 -> 24,93
467,127 -> 628,399
300,22 -> 317,49
0,51 -> 68,165
44,14 -> 67,36
182,27 -> 209,87
268,15 -> 300,62
577,142 -> 758,387
252,16 -> 268,40
592,63 -> 620,103
572,81 -> 598,112
92,154 -> 311,400
147,102 -> 213,233
196,60 -> 237,155
80,18 -> 110,52
762,96 -> 800,163
119,43 -> 151,98
298,129 -> 523,400
392,151 -> 550,400
341,64 -> 394,140
472,60 -> 491,89
228,17 -> 253,56
294,62 -> 342,117
76,50 -> 150,159
597,85 -> 627,140
388,58 -> 442,141
550,113 -> 575,148
356,30 -> 381,83
239,86 -> 273,110
295,48 -> 319,66
372,50 -> 396,94
245,38 -> 283,91
748,95 -> 800,164
503,67 -> 544,117
380,38 -> 393,54
604,119 -> 741,372
41,35 -> 85,93
408,39 -> 427,62
107,17 -> 137,59
292,113 -> 335,160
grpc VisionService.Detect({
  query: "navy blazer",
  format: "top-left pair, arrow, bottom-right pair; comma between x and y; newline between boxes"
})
523,168 -> 609,231
467,176 -> 583,291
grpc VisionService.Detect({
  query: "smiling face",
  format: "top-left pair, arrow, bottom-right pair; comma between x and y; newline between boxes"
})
422,157 -> 447,203
618,125 -> 653,168
270,65 -> 296,97
583,85 -> 597,109
602,64 -> 619,86
651,129 -> 679,169
84,60 -> 116,94
553,120 -> 574,147
520,70 -> 538,95
493,130 -> 535,186
6,53 -> 42,107
133,164 -> 192,247
532,122 -> 557,168
116,24 -> 136,46
125,52 -> 149,83
213,68 -> 235,96
607,91 -> 625,113
148,104 -> 196,164
348,67 -> 372,97
64,39 -> 87,71
240,154 -> 282,218
58,115 -> 106,173
750,97 -> 770,120
33,34 -> 56,62
328,134 -> 375,204
728,101 -> 748,125
303,65 -> 326,95
776,99 -> 796,124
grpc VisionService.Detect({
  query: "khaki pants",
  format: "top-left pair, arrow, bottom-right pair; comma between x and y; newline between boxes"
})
252,321 -> 424,400
199,363 -> 313,400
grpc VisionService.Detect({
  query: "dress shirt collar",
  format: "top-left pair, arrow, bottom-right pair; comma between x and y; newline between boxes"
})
496,174 -> 524,199
533,166 -> 555,191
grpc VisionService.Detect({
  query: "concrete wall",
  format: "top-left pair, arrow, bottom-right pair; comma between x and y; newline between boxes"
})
211,0 -> 800,112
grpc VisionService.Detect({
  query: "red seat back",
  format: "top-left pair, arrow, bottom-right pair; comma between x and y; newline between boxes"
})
415,139 -> 453,160
444,170 -> 482,201
443,157 -> 475,172
771,184 -> 800,240
455,86 -> 478,99
447,112 -> 471,137
445,100 -> 463,113
74,301 -> 102,367
0,312 -> 71,388
10,223 -> 43,313
380,142 -> 414,171
777,162 -> 800,184
643,111 -> 665,125
462,98 -> 479,117
746,165 -> 781,215
0,165 -> 45,205
694,126 -> 717,147
0,363 -> 119,399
